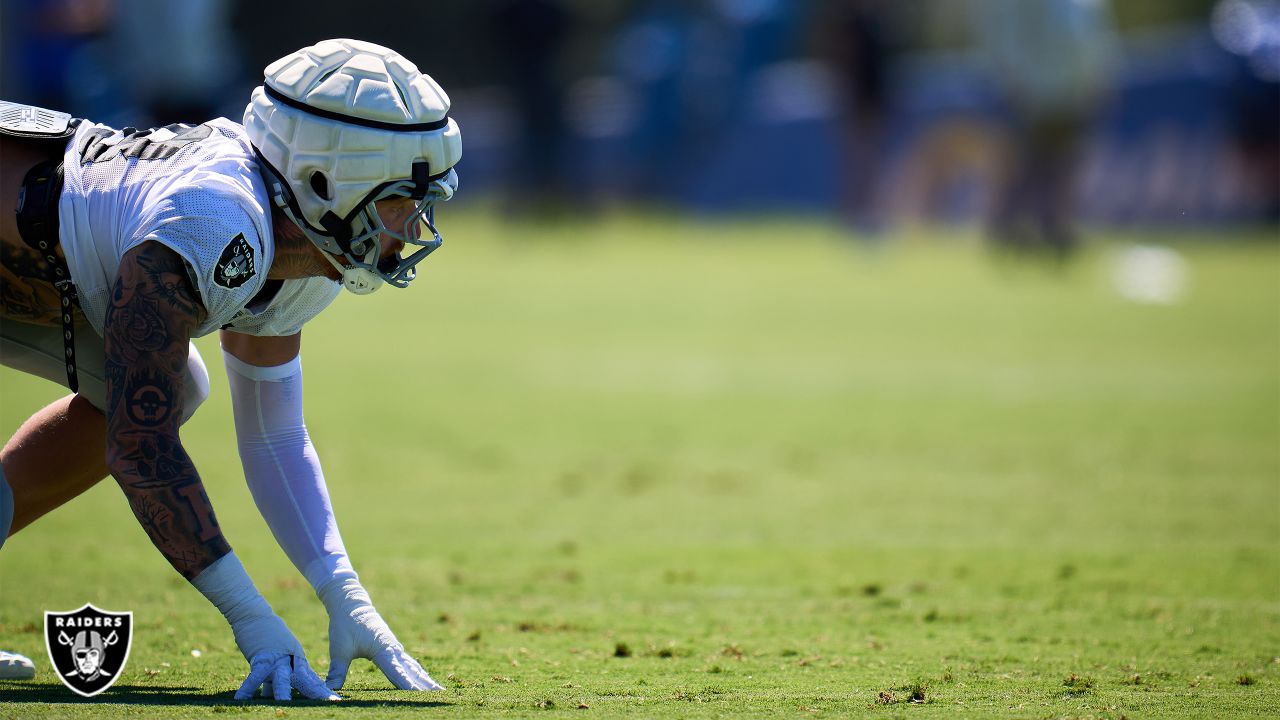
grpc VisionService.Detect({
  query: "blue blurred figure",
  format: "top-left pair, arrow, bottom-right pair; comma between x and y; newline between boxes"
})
612,0 -> 799,205
4,0 -> 113,112
110,0 -> 239,125
1212,0 -> 1280,222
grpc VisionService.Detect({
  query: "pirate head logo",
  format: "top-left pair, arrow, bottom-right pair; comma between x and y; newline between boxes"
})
214,233 -> 256,289
67,630 -> 114,680
44,604 -> 133,697
125,368 -> 174,427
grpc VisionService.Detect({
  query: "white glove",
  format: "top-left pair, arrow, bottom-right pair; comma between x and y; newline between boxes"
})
229,614 -> 338,701
193,553 -> 339,702
318,575 -> 444,691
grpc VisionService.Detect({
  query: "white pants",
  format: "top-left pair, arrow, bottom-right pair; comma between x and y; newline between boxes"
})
0,317 -> 209,421
0,316 -> 209,549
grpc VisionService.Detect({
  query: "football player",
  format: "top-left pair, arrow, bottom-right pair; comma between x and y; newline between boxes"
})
0,39 -> 461,700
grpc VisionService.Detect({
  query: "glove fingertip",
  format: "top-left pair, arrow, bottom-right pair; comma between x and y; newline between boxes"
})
419,673 -> 446,691
235,673 -> 266,701
272,666 -> 292,701
325,660 -> 350,691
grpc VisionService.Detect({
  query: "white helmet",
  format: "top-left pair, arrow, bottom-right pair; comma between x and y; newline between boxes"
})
243,39 -> 462,294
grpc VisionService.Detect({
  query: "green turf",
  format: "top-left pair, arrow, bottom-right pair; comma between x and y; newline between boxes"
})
1,210 -> 1277,718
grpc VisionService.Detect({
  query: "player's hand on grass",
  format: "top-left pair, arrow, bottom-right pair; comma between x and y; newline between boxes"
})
191,553 -> 340,702
318,576 -> 444,691
237,650 -> 337,701
229,611 -> 339,701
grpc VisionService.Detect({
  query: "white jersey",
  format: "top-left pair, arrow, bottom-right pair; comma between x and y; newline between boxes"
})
58,117 -> 339,339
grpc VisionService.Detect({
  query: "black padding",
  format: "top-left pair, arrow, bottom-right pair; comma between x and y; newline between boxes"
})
410,161 -> 431,199
15,156 -> 80,392
320,211 -> 354,253
16,160 -> 63,254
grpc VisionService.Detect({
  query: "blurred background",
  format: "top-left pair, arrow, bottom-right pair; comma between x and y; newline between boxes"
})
2,4 -> 1279,710
2,0 -> 1277,237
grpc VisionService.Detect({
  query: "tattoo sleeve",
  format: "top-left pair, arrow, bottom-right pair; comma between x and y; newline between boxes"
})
0,242 -> 62,325
104,241 -> 229,580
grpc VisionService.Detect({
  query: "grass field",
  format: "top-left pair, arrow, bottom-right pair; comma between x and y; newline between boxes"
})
1,210 -> 1277,718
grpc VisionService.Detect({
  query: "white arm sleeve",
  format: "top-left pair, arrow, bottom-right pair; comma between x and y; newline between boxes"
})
223,351 -> 356,591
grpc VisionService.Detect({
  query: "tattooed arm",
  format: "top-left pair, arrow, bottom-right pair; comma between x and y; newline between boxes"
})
0,240 -> 63,325
103,241 -> 229,579
101,241 -> 339,701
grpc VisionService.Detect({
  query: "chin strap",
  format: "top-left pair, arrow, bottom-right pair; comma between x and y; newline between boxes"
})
265,171 -> 385,295
319,250 -> 384,295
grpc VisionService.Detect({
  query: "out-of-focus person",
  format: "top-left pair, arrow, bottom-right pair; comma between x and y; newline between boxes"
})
491,0 -> 572,219
816,0 -> 902,236
972,0 -> 1119,260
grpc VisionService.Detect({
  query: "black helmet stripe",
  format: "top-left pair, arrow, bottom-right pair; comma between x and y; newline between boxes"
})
263,84 -> 449,132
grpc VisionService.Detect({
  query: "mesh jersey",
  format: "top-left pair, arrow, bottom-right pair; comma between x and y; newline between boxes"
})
58,117 -> 339,339
223,276 -> 341,336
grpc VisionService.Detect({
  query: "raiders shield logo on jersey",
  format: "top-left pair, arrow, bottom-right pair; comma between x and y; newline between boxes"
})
214,233 -> 256,289
44,604 -> 133,697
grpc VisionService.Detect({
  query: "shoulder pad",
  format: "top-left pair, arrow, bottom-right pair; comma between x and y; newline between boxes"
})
0,101 -> 75,139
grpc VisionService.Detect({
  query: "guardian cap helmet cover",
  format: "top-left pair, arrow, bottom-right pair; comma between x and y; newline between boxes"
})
244,39 -> 462,293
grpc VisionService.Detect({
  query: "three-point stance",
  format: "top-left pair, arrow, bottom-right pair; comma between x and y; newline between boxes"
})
0,39 -> 462,699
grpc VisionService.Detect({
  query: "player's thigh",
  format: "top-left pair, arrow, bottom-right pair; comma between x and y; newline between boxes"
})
0,319 -> 208,421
